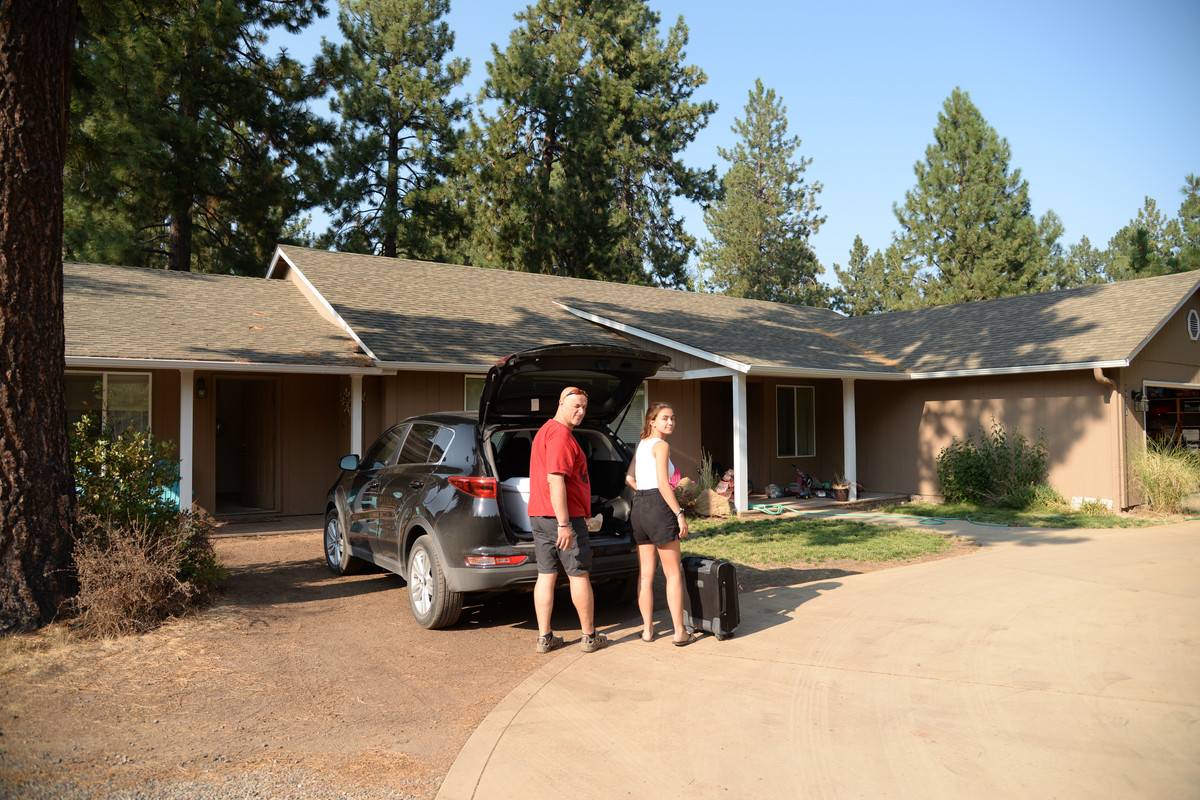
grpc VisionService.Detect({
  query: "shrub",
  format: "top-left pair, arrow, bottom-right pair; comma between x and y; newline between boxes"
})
1130,438 -> 1200,515
936,419 -> 1049,508
696,449 -> 717,493
71,414 -> 181,537
69,416 -> 224,636
73,512 -> 221,637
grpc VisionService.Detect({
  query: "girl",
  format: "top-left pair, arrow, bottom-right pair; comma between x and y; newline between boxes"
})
625,401 -> 694,646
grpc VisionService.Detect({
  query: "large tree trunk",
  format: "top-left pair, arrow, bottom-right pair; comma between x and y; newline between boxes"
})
0,0 -> 80,632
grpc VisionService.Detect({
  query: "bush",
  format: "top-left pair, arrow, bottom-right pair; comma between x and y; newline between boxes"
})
73,512 -> 221,637
69,416 -> 224,636
1130,438 -> 1200,515
71,414 -> 181,536
936,419 -> 1049,508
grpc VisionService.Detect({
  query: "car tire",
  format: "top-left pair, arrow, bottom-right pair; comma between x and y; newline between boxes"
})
324,508 -> 366,576
407,535 -> 463,629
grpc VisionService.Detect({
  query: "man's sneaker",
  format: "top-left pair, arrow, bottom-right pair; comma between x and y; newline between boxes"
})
536,633 -> 563,654
580,632 -> 608,653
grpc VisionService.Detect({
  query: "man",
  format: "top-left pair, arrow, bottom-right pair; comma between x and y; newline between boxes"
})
527,386 -> 608,654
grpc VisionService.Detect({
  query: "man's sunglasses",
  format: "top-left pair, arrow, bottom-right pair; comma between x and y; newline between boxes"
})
563,388 -> 588,398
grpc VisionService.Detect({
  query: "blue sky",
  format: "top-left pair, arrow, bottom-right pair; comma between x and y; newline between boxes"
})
278,0 -> 1200,279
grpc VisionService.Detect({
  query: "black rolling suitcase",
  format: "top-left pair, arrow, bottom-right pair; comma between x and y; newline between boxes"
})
681,556 -> 740,640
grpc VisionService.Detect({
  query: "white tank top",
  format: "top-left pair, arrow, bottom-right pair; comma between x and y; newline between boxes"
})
634,437 -> 674,490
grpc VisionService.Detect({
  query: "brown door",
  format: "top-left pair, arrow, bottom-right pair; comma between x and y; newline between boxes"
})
242,380 -> 276,510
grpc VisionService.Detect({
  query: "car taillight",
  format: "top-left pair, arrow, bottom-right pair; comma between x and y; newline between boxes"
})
448,476 -> 498,499
464,554 -> 529,567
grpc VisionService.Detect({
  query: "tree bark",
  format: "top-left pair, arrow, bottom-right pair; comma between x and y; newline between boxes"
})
0,0 -> 80,632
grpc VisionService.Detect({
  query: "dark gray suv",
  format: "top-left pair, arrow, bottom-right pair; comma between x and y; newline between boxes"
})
323,344 -> 669,629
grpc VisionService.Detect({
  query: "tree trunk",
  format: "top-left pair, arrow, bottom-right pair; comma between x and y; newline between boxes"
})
0,0 -> 80,632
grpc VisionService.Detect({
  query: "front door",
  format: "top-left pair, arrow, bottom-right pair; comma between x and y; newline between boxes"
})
215,377 -> 278,514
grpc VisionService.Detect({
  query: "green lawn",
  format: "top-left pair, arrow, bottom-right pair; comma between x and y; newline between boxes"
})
875,501 -> 1158,529
683,516 -> 954,567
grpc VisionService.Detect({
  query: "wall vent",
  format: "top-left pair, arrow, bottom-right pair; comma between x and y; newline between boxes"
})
1189,309 -> 1200,341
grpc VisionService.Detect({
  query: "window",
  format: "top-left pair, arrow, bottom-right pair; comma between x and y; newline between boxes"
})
777,385 -> 815,458
397,422 -> 442,465
364,424 -> 407,469
616,385 -> 647,445
464,375 -> 486,412
65,372 -> 151,435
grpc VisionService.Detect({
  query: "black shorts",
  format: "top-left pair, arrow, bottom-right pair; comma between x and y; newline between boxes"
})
530,517 -> 592,576
630,489 -> 680,547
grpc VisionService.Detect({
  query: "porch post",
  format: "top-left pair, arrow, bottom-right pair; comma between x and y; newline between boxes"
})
733,371 -> 748,514
179,369 -> 194,511
350,374 -> 364,456
842,377 -> 857,501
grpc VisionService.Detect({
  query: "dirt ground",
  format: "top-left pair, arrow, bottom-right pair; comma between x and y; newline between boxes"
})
0,529 -> 979,799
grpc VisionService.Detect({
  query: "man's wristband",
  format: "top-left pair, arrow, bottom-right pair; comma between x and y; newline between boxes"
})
558,522 -> 571,528
674,509 -> 684,517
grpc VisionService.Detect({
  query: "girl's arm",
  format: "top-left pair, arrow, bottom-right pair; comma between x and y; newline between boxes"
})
625,452 -> 638,490
653,441 -> 689,538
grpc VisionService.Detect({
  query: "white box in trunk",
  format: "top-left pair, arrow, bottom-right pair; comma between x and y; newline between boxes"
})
501,477 -> 531,531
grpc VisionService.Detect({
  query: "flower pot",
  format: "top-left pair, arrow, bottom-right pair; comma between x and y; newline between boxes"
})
832,487 -> 849,501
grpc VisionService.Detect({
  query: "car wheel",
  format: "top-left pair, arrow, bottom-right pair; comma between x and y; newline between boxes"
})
407,535 -> 463,629
324,508 -> 365,576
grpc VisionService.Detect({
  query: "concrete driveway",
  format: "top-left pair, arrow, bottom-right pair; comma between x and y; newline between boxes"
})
438,516 -> 1200,799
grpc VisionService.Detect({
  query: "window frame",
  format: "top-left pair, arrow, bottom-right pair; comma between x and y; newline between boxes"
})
65,370 -> 153,434
776,384 -> 815,459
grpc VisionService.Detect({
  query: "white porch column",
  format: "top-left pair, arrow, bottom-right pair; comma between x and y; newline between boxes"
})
733,371 -> 749,515
842,377 -> 857,501
350,374 -> 364,456
179,369 -> 195,511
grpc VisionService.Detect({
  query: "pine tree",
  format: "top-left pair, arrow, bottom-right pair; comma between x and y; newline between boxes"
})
831,238 -> 920,315
1061,236 -> 1112,286
699,79 -> 825,305
460,0 -> 716,286
314,0 -> 468,259
1169,174 -> 1200,273
1,0 -> 79,631
63,0 -> 330,275
1107,196 -> 1174,279
892,88 -> 1047,306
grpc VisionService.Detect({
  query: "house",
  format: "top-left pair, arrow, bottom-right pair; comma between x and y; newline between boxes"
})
63,245 -> 1200,516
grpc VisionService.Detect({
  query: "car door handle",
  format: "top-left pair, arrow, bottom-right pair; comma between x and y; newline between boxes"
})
365,481 -> 381,491
409,480 -> 424,489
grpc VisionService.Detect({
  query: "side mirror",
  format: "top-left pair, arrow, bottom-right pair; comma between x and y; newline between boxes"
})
339,454 -> 360,471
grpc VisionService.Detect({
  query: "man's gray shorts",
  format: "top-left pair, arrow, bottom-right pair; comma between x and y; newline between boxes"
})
530,517 -> 592,576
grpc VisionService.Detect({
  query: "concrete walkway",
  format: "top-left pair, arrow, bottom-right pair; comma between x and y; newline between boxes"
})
438,515 -> 1200,799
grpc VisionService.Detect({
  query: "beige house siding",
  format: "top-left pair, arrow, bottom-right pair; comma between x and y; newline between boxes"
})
751,377 -> 847,492
857,372 -> 1122,506
640,378 -> 703,485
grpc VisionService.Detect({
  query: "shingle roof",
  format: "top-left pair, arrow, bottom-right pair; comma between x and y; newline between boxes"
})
826,271 -> 1200,374
272,245 -> 904,374
65,261 -> 372,368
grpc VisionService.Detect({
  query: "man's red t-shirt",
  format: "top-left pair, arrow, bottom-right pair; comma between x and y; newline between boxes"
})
528,419 -> 591,518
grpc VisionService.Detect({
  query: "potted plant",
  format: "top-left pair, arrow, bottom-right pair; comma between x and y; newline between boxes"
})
830,473 -> 850,502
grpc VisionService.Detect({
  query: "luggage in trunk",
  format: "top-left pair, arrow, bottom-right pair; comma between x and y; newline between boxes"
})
681,556 -> 740,640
